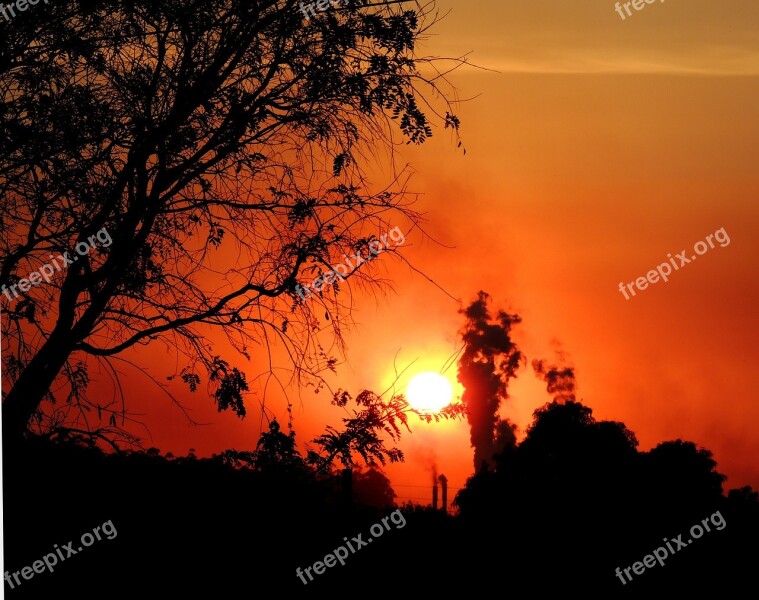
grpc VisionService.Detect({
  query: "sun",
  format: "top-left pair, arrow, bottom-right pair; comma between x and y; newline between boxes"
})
406,372 -> 454,414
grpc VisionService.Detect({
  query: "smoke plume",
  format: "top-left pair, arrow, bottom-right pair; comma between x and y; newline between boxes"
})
457,291 -> 522,471
532,359 -> 577,403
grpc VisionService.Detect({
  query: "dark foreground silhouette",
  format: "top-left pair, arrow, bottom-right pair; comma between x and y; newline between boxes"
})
4,400 -> 758,597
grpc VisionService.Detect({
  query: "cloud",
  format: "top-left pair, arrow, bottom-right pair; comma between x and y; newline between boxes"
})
428,0 -> 759,75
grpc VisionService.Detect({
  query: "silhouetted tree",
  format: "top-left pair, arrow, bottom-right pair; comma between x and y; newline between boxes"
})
452,398 -> 759,593
352,465 -> 396,508
306,388 -> 464,473
254,419 -> 304,472
456,400 -> 640,520
728,485 -> 759,505
0,0 -> 462,442
641,439 -> 726,512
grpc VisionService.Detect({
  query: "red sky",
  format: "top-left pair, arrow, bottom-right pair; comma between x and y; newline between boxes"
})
99,0 -> 759,506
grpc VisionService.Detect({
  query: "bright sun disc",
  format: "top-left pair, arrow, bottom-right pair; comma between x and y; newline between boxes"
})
406,372 -> 453,414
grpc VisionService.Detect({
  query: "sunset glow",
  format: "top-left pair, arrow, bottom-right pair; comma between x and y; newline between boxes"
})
3,0 -> 759,594
406,372 -> 454,414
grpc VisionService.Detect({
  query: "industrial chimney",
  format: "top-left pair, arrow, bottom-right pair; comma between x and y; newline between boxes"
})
432,474 -> 438,510
439,474 -> 448,514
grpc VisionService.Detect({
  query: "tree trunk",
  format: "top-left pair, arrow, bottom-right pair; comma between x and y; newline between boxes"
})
2,328 -> 75,443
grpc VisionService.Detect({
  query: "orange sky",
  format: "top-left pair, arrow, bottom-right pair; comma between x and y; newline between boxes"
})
113,0 -> 759,506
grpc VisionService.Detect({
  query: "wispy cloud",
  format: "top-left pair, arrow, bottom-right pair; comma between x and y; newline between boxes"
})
426,0 -> 759,75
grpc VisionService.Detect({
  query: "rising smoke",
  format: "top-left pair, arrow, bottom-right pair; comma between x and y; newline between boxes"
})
457,291 -> 522,471
532,359 -> 577,403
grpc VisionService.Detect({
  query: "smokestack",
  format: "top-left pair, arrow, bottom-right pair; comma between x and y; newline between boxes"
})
439,474 -> 448,513
432,476 -> 438,510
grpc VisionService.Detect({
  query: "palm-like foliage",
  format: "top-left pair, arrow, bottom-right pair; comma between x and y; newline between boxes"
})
307,388 -> 466,473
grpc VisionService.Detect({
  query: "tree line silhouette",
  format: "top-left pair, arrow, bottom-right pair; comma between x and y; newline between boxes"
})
5,290 -> 758,596
5,390 -> 757,596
